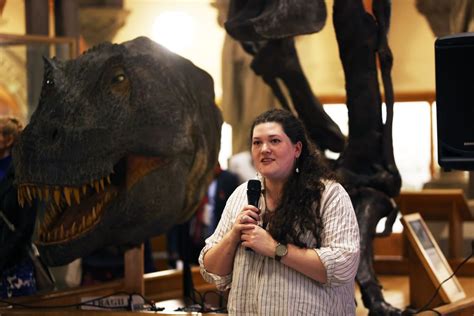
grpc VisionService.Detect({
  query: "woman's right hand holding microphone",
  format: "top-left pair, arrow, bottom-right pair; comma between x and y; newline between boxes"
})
229,205 -> 261,245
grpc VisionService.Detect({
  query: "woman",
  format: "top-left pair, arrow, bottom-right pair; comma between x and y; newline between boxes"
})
199,109 -> 360,315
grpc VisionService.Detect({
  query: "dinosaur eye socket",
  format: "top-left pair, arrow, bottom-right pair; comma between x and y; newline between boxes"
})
41,76 -> 55,99
108,67 -> 130,96
111,73 -> 126,84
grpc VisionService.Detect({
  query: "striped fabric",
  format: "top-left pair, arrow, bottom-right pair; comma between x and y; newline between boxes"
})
199,180 -> 360,315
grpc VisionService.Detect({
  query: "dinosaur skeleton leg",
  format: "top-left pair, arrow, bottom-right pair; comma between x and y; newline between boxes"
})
373,0 -> 401,187
334,0 -> 402,315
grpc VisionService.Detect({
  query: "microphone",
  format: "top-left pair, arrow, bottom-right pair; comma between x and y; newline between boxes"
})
247,179 -> 261,208
245,180 -> 261,252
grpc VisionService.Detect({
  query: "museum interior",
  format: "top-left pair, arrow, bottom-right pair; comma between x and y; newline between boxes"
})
0,0 -> 473,315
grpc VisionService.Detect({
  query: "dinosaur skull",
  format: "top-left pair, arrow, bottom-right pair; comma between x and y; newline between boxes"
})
13,37 -> 222,266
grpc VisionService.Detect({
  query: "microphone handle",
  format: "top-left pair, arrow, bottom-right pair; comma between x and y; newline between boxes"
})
245,193 -> 261,252
248,194 -> 259,208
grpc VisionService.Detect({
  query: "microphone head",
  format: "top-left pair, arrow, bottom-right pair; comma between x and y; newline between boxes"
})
247,179 -> 261,193
247,179 -> 261,207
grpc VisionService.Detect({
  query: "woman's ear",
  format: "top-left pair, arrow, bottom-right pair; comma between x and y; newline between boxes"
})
295,141 -> 302,158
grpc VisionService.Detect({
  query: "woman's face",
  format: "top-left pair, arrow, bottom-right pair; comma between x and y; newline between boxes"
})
251,122 -> 302,183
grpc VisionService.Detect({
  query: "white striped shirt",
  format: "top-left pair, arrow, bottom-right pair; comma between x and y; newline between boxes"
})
199,180 -> 360,315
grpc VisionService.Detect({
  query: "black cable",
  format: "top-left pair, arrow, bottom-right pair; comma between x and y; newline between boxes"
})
191,288 -> 205,310
201,289 -> 227,313
405,247 -> 473,315
131,292 -> 165,312
202,289 -> 228,313
174,286 -> 228,313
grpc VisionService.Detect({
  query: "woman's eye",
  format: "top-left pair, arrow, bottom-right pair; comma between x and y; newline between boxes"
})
271,139 -> 280,144
252,141 -> 261,146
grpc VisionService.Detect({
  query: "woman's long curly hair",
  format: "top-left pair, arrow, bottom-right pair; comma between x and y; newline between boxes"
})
250,109 -> 335,248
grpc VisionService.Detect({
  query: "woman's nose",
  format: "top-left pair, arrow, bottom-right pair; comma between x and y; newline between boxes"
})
261,142 -> 270,153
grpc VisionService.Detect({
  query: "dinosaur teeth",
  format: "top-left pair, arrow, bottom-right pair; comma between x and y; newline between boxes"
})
51,203 -> 58,216
78,221 -> 84,232
44,212 -> 51,227
26,173 -> 117,243
54,188 -> 61,207
17,185 -> 41,207
71,222 -> 76,235
94,180 -> 100,193
64,187 -> 72,206
73,188 -> 80,204
17,190 -> 23,207
96,202 -> 102,214
19,172 -> 115,207
26,186 -> 32,203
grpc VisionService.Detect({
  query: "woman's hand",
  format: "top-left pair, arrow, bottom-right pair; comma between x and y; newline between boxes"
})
241,225 -> 277,258
202,205 -> 261,276
229,205 -> 261,244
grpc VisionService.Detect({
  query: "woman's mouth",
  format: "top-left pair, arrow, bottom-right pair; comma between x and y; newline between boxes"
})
261,158 -> 274,163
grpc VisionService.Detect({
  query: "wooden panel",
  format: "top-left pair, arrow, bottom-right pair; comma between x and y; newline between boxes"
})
408,245 -> 444,309
144,267 -> 216,302
374,256 -> 409,275
124,245 -> 144,295
434,297 -> 474,316
150,234 -> 167,252
373,232 -> 409,275
374,257 -> 474,276
0,267 -> 216,310
319,91 -> 436,105
373,232 -> 405,256
395,189 -> 472,221
0,279 -> 124,308
150,234 -> 169,271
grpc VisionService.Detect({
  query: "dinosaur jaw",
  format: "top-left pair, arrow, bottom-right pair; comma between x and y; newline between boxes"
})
17,155 -> 167,245
18,178 -> 118,244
